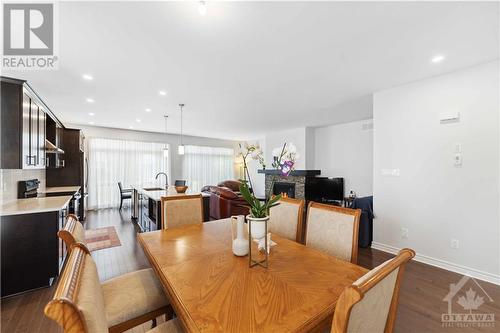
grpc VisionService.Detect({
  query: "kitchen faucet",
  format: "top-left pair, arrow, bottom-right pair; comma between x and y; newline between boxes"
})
155,172 -> 169,189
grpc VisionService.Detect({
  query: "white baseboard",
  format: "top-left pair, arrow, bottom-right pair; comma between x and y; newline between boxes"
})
371,242 -> 500,286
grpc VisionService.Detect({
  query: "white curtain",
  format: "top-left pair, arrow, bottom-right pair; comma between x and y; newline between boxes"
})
182,145 -> 235,191
87,137 -> 169,209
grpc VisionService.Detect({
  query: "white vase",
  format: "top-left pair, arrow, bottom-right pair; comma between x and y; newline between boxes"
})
246,215 -> 269,240
231,215 -> 248,256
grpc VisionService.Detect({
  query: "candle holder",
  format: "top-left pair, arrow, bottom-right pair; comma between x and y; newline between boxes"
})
247,215 -> 269,268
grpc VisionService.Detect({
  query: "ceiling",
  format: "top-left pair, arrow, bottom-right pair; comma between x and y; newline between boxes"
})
4,1 -> 498,140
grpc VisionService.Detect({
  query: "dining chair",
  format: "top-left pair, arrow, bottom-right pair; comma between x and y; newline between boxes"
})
268,196 -> 305,243
161,194 -> 204,229
58,214 -> 87,250
118,182 -> 132,210
305,202 -> 361,263
45,243 -> 180,333
174,180 -> 187,186
331,248 -> 415,333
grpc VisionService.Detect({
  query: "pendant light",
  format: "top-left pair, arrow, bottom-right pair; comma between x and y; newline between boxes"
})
178,103 -> 185,155
162,115 -> 169,157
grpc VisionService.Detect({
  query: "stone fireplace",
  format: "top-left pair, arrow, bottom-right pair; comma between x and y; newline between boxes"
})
259,169 -> 321,200
273,182 -> 296,198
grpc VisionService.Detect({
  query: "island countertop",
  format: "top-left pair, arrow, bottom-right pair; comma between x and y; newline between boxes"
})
130,183 -> 208,202
0,196 -> 72,217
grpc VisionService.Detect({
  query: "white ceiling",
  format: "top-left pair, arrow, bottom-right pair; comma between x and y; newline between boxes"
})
4,1 -> 498,140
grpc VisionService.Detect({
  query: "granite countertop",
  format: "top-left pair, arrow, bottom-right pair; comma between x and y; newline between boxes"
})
42,186 -> 81,194
0,196 -> 72,217
131,183 -> 207,202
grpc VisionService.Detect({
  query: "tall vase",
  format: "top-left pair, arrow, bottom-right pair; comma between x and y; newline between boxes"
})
246,215 -> 270,268
231,215 -> 248,256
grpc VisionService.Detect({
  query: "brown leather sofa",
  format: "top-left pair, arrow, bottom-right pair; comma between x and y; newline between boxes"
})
201,180 -> 249,220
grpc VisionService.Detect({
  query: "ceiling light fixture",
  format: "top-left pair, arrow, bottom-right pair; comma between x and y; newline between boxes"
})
82,74 -> 93,81
145,108 -> 152,112
163,115 -> 169,157
431,55 -> 445,63
86,97 -> 94,103
136,118 -> 141,123
178,103 -> 185,155
88,112 -> 95,116
129,125 -> 134,129
88,121 -> 95,125
198,1 -> 207,16
158,90 -> 167,96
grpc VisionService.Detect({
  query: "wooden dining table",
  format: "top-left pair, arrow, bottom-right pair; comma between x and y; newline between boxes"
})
138,218 -> 368,333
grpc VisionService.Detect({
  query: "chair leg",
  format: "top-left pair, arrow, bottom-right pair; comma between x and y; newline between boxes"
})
165,305 -> 174,320
119,198 -> 123,210
151,318 -> 157,328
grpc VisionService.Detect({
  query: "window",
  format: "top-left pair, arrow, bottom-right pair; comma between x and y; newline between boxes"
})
182,145 -> 235,191
87,137 -> 169,209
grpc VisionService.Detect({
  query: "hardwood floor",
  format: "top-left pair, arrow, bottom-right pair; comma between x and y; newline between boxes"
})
1,208 -> 499,332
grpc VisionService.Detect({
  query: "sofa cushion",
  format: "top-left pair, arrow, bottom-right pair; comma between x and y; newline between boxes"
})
217,180 -> 242,192
102,268 -> 169,327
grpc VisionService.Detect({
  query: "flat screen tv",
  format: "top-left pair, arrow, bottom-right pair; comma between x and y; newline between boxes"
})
305,177 -> 344,202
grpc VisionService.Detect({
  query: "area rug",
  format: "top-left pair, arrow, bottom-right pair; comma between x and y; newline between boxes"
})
85,226 -> 122,252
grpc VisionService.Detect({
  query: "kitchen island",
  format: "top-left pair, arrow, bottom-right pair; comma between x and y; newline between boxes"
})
130,184 -> 210,232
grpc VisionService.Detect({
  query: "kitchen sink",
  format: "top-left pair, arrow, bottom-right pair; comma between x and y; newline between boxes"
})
143,187 -> 166,191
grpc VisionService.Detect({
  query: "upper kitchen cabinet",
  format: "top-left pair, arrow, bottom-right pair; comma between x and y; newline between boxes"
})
1,76 -> 64,169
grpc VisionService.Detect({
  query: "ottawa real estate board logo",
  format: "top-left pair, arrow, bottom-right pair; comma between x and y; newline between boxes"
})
442,275 -> 495,328
2,2 -> 59,70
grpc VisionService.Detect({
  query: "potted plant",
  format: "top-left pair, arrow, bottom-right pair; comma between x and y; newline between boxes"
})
237,142 -> 299,240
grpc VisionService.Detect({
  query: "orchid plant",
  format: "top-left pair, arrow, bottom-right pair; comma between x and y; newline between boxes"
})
237,142 -> 299,218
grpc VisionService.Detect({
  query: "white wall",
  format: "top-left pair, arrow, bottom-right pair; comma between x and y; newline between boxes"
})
373,61 -> 499,282
314,119 -> 374,197
68,124 -> 239,184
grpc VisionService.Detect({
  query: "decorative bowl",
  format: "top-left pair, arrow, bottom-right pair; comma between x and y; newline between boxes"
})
175,185 -> 188,193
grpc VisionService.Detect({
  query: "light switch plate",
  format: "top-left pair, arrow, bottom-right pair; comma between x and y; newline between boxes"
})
454,154 -> 462,167
381,169 -> 400,177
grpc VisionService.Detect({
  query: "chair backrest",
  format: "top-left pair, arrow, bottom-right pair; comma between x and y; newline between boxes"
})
305,202 -> 361,263
45,243 -> 108,333
161,194 -> 204,229
268,197 -> 305,243
118,181 -> 124,193
58,214 -> 87,250
331,248 -> 415,333
174,180 -> 187,186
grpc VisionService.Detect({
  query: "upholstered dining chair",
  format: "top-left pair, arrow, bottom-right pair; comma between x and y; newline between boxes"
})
161,194 -> 204,230
58,214 -> 87,250
45,243 -> 181,333
118,182 -> 132,210
331,248 -> 415,333
268,197 -> 305,243
305,202 -> 361,263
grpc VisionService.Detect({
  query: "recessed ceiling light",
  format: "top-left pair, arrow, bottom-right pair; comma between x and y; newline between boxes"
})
145,108 -> 152,112
88,121 -> 95,125
431,55 -> 445,63
88,112 -> 95,116
136,118 -> 141,123
158,90 -> 167,96
82,74 -> 93,81
86,97 -> 94,103
198,1 -> 207,16
129,126 -> 134,129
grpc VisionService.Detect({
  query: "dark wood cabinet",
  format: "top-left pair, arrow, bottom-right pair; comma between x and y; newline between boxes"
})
1,77 -> 62,169
0,208 -> 67,297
